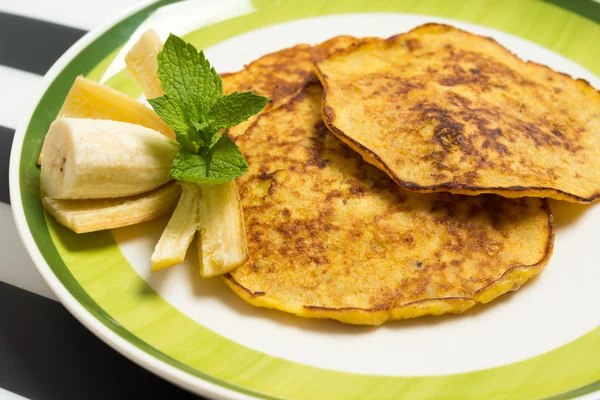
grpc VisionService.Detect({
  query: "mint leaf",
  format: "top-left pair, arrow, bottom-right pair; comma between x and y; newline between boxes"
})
150,34 -> 267,184
147,95 -> 189,134
206,134 -> 248,180
175,132 -> 200,153
207,131 -> 222,149
157,34 -> 222,108
169,149 -> 209,183
210,92 -> 269,130
186,93 -> 211,124
169,135 -> 248,184
149,95 -> 204,152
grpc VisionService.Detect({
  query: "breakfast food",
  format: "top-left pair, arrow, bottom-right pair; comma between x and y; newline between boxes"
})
225,85 -> 554,325
41,118 -> 178,199
125,30 -> 371,140
125,29 -> 165,99
222,35 -> 372,139
197,181 -> 249,277
56,76 -> 174,139
150,180 -> 249,277
42,182 -> 181,233
151,182 -> 203,272
41,26 -> 593,325
37,76 -> 175,164
315,23 -> 600,203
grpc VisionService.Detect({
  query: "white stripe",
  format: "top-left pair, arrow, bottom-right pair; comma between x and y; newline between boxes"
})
575,392 -> 600,400
0,0 -> 146,31
0,66 -> 43,130
0,388 -> 29,400
0,204 -> 56,300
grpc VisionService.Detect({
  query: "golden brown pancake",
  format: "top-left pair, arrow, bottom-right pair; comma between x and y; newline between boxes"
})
315,23 -> 600,203
224,84 -> 554,325
222,36 -> 371,138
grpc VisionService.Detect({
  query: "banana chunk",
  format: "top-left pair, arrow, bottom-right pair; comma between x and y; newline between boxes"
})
41,118 -> 178,200
58,76 -> 173,136
126,29 -> 164,99
43,182 -> 181,233
198,181 -> 249,277
151,182 -> 202,272
38,76 -> 175,164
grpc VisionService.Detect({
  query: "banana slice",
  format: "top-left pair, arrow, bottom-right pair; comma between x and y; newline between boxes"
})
126,29 -> 164,99
41,118 -> 178,200
151,182 -> 202,272
38,76 -> 174,164
43,182 -> 181,233
58,76 -> 173,136
198,182 -> 249,277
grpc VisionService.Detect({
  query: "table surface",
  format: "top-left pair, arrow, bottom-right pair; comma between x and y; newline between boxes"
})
0,1 -> 202,398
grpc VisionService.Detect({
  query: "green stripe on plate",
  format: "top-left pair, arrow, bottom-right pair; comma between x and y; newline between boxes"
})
542,0 -> 600,25
86,45 -> 123,82
20,0 -> 600,399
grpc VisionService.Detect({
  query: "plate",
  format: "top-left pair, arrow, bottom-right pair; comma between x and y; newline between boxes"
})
9,0 -> 600,399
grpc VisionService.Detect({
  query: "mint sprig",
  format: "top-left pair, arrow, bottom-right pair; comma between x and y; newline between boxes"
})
148,34 -> 268,184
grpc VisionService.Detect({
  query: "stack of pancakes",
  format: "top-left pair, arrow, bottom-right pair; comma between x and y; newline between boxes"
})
218,24 -> 600,325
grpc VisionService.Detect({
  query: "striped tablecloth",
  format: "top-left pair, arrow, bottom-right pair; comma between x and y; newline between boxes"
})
0,1 -> 201,398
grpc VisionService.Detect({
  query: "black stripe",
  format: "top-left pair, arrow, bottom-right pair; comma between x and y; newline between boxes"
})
0,126 -> 14,205
0,12 -> 86,75
0,281 -> 203,400
542,0 -> 600,25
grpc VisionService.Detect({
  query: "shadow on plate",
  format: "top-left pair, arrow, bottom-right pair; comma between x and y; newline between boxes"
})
47,215 -> 117,253
382,273 -> 543,331
183,253 -> 380,335
549,199 -> 596,229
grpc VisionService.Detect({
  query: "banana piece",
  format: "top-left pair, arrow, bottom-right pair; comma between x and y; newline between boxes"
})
41,118 -> 178,199
58,76 -> 172,135
38,76 -> 174,164
198,182 -> 249,277
151,182 -> 202,272
126,29 -> 165,99
43,182 -> 181,233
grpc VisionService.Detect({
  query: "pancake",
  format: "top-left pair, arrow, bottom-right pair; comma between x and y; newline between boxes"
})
315,23 -> 600,203
224,84 -> 554,325
222,36 -> 370,138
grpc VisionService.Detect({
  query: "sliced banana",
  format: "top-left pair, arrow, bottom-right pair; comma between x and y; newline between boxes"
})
41,118 -> 178,200
198,181 -> 249,277
58,76 -> 173,136
151,182 -> 202,272
43,182 -> 181,233
38,76 -> 174,164
126,29 -> 164,99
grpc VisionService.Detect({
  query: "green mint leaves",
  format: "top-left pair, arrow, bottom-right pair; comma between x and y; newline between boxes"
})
170,136 -> 249,184
148,34 -> 268,184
